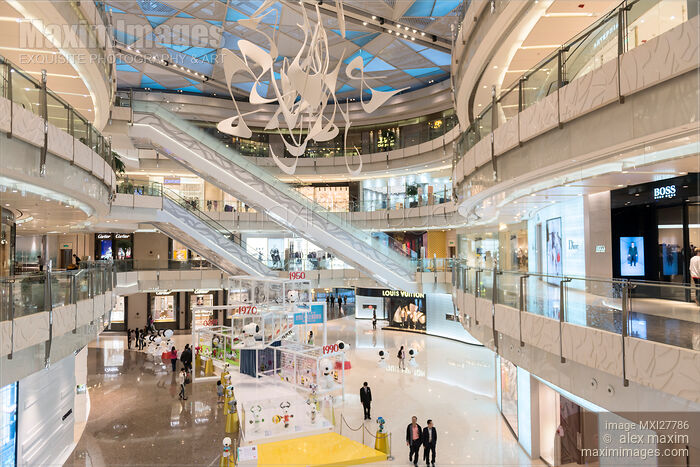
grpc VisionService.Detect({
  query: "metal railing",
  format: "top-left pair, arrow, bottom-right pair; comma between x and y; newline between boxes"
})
338,414 -> 394,460
455,0 -> 696,162
0,53 -> 114,175
452,261 -> 700,384
116,179 -> 453,215
117,90 -> 458,159
0,261 -> 116,362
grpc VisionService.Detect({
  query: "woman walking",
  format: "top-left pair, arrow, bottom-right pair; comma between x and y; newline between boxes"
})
398,345 -> 406,370
169,346 -> 178,372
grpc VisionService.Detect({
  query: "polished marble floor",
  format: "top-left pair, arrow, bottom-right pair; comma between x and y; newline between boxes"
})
65,318 -> 542,466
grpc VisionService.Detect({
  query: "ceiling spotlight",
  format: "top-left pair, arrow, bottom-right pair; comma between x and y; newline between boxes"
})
412,29 -> 417,33
404,26 -> 409,30
372,15 -> 377,20
403,34 -> 408,38
411,37 -> 415,41
420,32 -> 425,36
362,21 -> 367,25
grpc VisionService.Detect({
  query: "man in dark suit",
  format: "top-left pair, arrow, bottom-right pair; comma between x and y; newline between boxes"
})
360,382 -> 372,420
405,416 -> 422,466
422,419 -> 437,466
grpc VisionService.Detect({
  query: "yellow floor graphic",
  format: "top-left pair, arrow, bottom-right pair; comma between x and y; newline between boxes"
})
255,432 -> 387,466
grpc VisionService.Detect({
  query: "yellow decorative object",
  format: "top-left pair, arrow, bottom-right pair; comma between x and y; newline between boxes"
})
256,432 -> 386,466
218,452 -> 232,467
195,353 -> 202,372
204,358 -> 214,376
225,412 -> 239,434
374,431 -> 389,454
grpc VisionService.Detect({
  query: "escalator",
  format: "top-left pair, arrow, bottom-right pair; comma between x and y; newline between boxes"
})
129,101 -> 418,291
110,187 -> 274,277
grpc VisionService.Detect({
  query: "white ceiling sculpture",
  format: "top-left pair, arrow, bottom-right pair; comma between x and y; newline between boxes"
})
217,0 -> 406,176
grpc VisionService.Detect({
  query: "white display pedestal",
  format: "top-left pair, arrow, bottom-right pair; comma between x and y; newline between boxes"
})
228,372 -> 333,446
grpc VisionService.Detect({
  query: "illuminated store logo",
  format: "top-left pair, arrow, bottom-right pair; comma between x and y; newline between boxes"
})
381,290 -> 425,298
115,233 -> 130,239
653,185 -> 676,200
97,234 -> 110,239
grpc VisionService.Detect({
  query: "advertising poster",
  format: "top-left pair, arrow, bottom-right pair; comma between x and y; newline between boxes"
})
546,218 -> 563,279
268,238 -> 284,269
191,294 -> 215,327
99,239 -> 112,260
500,358 -> 518,434
386,290 -> 426,331
0,382 -> 17,467
619,236 -> 645,276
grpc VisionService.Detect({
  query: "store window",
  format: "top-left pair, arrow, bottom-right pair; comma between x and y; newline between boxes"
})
152,293 -> 176,322
500,358 -> 518,435
172,240 -> 189,261
112,296 -> 125,323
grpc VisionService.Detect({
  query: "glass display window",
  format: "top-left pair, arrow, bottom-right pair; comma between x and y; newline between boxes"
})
112,296 -> 125,323
500,358 -> 518,435
152,294 -> 176,322
172,240 -> 189,261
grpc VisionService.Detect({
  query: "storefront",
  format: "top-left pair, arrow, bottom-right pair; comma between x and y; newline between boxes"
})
355,287 -> 426,331
1,208 -> 15,275
611,173 -> 699,297
110,296 -> 126,331
94,233 -> 133,261
148,292 -> 179,329
242,236 -> 348,270
314,288 -> 355,320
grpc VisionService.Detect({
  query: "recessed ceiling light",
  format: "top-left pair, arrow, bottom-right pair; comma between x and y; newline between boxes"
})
362,21 -> 367,25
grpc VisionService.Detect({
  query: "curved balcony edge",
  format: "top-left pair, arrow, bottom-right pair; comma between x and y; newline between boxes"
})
453,16 -> 700,219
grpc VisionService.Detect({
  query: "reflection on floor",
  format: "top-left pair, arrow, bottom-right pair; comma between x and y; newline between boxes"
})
66,319 -> 540,466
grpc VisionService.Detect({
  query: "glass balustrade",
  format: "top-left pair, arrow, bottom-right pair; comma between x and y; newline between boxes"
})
0,53 -> 113,168
454,263 -> 700,352
454,0 -> 696,162
0,262 -> 115,323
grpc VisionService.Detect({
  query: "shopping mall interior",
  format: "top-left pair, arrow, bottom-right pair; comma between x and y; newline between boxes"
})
0,0 -> 698,465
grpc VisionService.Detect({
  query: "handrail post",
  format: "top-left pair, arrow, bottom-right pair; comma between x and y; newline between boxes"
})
558,277 -> 571,363
519,274 -> 528,347
44,270 -> 53,367
621,280 -> 630,387
8,281 -> 14,359
40,69 -> 48,176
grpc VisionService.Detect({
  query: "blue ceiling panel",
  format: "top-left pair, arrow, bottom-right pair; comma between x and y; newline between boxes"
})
352,33 -> 380,48
140,75 -> 166,89
431,0 -> 461,16
418,48 -> 451,66
403,67 -> 442,77
145,15 -> 168,29
343,49 -> 373,66
363,57 -> 395,72
404,0 -> 434,17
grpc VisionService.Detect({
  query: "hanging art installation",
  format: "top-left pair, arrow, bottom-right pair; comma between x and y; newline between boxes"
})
217,0 -> 406,176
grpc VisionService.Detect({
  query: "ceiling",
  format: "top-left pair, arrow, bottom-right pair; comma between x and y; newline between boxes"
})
0,179 -> 94,235
464,132 -> 700,226
0,1 -> 96,121
107,0 -> 461,99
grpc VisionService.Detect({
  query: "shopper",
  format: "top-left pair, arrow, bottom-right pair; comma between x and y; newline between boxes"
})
422,419 -> 437,466
180,344 -> 193,372
398,345 -> 406,370
405,416 -> 422,466
329,295 -> 336,312
308,330 -> 314,345
337,295 -> 343,314
127,329 -> 133,350
178,368 -> 187,400
169,346 -> 178,372
216,380 -> 224,404
360,382 -> 372,420
372,310 -> 377,330
690,248 -> 700,305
